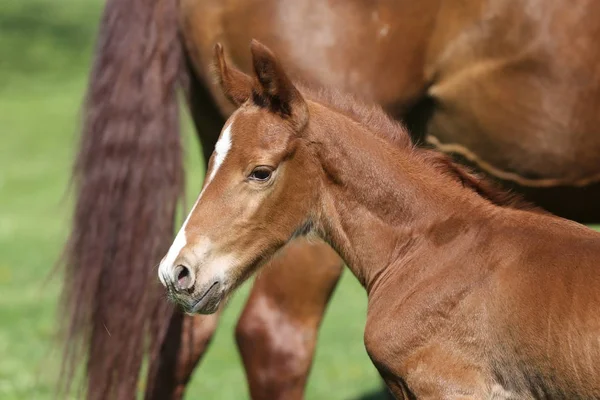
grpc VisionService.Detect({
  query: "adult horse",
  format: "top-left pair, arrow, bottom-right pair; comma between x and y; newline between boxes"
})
60,0 -> 600,399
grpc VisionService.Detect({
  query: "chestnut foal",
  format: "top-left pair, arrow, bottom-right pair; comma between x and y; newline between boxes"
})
159,41 -> 600,398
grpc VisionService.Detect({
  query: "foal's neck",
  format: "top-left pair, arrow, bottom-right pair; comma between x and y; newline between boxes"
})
306,102 -> 494,294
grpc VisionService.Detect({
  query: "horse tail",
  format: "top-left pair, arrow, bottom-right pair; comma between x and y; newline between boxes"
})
58,0 -> 188,398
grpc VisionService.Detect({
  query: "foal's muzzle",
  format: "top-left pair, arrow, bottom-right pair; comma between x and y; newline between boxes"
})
161,264 -> 222,314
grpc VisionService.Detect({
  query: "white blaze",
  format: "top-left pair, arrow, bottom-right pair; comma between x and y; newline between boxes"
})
209,122 -> 233,182
158,120 -> 234,284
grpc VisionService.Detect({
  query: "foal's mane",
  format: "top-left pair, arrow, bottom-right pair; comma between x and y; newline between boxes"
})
300,85 -> 540,213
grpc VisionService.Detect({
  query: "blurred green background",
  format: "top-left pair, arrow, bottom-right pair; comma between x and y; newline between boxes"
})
0,0 -> 382,398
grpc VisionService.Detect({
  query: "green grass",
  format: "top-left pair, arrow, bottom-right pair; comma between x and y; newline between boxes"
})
0,0 -> 382,398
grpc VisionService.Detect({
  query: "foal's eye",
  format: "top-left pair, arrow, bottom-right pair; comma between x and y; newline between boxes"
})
248,166 -> 273,182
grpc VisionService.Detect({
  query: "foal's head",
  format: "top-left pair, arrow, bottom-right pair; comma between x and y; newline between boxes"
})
158,41 -> 322,313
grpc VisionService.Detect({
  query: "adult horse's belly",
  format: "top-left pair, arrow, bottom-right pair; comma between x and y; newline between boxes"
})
423,0 -> 600,220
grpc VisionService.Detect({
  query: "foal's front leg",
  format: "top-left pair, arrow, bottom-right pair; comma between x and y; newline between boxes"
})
235,238 -> 344,400
370,341 -> 490,400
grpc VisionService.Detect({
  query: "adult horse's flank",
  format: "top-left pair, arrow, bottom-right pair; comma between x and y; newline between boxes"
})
160,41 -> 600,399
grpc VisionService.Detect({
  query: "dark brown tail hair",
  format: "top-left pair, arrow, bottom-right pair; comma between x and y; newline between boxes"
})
58,0 -> 188,398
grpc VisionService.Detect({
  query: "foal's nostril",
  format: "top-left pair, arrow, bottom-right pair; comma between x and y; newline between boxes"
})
173,265 -> 194,291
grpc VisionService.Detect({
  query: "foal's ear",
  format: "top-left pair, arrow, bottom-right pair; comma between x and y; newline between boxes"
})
250,40 -> 308,129
213,43 -> 253,106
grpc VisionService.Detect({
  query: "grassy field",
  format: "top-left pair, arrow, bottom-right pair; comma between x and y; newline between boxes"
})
0,0 -> 382,399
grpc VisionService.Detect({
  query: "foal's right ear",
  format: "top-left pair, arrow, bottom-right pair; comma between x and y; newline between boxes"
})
213,43 -> 253,106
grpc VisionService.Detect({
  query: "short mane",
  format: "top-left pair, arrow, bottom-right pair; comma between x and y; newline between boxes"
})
299,84 -> 542,213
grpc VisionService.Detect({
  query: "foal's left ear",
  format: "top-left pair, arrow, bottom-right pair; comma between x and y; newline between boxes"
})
250,40 -> 308,130
214,43 -> 253,106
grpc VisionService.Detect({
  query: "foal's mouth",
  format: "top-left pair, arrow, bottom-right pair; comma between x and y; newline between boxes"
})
171,281 -> 221,314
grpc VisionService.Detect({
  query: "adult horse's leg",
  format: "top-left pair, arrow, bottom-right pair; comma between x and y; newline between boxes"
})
145,312 -> 220,400
236,239 -> 344,400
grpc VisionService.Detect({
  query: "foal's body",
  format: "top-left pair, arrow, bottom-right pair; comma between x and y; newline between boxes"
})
310,103 -> 600,397
159,42 -> 600,398
373,222 -> 600,397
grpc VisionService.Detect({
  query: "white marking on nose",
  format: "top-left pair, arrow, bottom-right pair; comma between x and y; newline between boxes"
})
159,230 -> 187,286
158,120 -> 235,284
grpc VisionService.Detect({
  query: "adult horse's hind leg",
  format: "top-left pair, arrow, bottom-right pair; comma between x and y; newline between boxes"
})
236,238 -> 344,400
